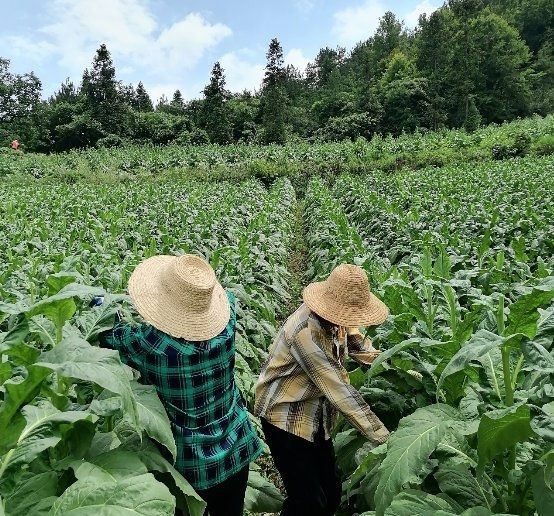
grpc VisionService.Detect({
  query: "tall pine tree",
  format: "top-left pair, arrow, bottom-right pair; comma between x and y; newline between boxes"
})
135,82 -> 153,112
84,44 -> 125,133
202,62 -> 231,144
259,38 -> 289,144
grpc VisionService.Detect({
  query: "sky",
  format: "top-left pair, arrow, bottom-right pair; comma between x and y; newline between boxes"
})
0,0 -> 441,102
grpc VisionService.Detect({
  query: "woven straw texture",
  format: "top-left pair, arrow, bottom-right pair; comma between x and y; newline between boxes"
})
303,264 -> 389,327
128,254 -> 230,341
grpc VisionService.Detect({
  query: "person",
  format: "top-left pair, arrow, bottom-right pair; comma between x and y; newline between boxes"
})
101,254 -> 263,516
11,139 -> 20,151
255,263 -> 390,516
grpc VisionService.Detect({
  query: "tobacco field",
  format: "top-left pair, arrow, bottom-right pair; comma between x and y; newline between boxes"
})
0,127 -> 553,514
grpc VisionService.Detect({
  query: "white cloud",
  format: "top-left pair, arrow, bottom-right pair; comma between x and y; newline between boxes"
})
6,0 -> 232,87
332,0 -> 385,46
285,48 -> 311,72
294,0 -> 316,12
404,1 -> 440,28
219,51 -> 264,93
3,36 -> 57,63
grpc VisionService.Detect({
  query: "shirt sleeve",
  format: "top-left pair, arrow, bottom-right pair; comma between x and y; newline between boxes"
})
346,328 -> 381,366
291,326 -> 389,444
99,323 -> 144,372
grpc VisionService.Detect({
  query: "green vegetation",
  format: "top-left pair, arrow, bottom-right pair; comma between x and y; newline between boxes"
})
1,114 -> 553,181
1,117 -> 554,512
1,0 -> 553,151
305,155 -> 554,515
0,179 -> 294,514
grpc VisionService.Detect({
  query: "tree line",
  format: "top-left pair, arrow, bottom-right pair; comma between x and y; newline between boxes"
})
1,0 -> 552,152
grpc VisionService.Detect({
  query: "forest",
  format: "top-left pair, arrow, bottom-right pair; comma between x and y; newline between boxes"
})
0,0 -> 552,152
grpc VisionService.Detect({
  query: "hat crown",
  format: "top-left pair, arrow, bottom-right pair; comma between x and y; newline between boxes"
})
326,264 -> 371,307
162,255 -> 215,310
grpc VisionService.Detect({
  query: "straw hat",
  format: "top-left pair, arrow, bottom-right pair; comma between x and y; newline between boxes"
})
303,264 -> 389,327
128,254 -> 230,341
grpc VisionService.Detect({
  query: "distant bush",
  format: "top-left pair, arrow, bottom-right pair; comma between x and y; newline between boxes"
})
189,128 -> 210,145
492,132 -> 531,160
96,134 -> 126,148
532,134 -> 554,156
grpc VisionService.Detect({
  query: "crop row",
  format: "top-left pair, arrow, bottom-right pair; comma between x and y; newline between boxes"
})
0,178 -> 297,514
304,168 -> 554,516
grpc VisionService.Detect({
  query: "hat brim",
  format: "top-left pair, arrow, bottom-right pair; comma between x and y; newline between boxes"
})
128,256 -> 230,341
303,281 -> 389,327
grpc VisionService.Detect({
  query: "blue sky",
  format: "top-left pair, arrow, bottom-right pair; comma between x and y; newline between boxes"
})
1,0 -> 441,101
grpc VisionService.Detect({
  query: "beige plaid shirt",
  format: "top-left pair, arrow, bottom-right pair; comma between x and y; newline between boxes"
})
254,304 -> 389,443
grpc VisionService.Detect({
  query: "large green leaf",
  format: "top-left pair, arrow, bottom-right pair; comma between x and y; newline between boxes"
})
28,316 -> 57,347
384,490 -> 454,515
0,365 -> 50,442
120,437 -> 206,516
0,319 -> 29,354
368,339 -> 420,378
334,429 -> 367,475
375,404 -> 463,515
29,284 -> 105,308
46,272 -> 81,294
244,469 -> 284,513
505,281 -> 554,339
438,330 -> 509,393
3,472 -> 58,516
36,336 -> 138,427
2,401 -> 92,474
0,319 -> 39,366
74,303 -> 119,342
477,404 -> 535,473
531,458 -> 554,516
73,451 -> 148,482
50,472 -> 175,515
434,463 -> 495,510
131,382 -> 176,461
27,298 -> 76,338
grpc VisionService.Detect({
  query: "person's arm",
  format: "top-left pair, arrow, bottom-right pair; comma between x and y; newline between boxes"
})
346,328 -> 381,366
291,327 -> 389,444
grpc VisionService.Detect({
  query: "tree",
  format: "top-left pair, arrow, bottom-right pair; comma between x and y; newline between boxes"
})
0,58 -> 42,148
83,44 -> 125,134
415,9 -> 454,129
50,78 -> 78,104
468,11 -> 531,122
311,47 -> 346,87
529,40 -> 554,114
120,83 -> 136,106
135,82 -> 153,112
379,52 -> 431,134
0,58 -> 42,123
259,38 -> 289,144
202,62 -> 231,144
228,92 -> 258,143
169,90 -> 185,114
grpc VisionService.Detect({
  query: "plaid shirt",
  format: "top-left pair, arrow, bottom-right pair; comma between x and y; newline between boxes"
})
102,291 -> 263,490
255,303 -> 389,443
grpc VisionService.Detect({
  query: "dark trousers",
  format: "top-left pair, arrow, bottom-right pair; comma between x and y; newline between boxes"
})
261,418 -> 342,516
195,465 -> 249,516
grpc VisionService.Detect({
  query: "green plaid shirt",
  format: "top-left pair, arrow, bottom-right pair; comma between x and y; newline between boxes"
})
102,291 -> 263,490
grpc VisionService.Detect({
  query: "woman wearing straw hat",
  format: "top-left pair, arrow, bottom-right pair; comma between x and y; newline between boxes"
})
255,264 -> 390,516
101,254 -> 263,516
